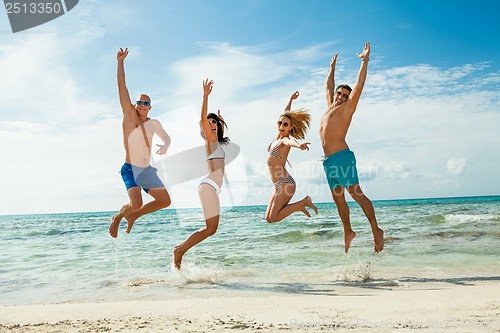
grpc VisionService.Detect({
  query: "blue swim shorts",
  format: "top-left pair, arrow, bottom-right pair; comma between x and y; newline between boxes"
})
120,163 -> 164,193
322,148 -> 359,190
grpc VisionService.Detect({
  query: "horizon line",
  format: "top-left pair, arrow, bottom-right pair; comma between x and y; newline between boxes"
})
1,194 -> 499,217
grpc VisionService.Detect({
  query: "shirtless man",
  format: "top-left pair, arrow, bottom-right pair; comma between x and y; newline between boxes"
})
109,48 -> 172,238
320,42 -> 384,253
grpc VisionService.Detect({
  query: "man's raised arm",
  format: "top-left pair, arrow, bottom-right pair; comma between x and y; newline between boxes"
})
347,42 -> 370,112
325,53 -> 338,108
116,48 -> 134,116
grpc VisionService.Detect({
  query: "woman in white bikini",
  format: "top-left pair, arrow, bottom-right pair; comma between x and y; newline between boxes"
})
266,91 -> 318,223
173,78 -> 228,269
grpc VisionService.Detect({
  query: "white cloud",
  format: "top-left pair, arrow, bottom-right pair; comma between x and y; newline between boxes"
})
169,43 -> 293,105
358,159 -> 411,181
447,158 -> 467,176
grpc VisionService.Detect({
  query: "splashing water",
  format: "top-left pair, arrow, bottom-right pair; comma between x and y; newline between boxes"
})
170,261 -> 221,285
336,260 -> 374,282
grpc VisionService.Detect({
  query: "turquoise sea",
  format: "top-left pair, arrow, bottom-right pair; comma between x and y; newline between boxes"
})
1,196 -> 499,306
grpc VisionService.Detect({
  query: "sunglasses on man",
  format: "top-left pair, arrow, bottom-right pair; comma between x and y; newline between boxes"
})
136,101 -> 151,107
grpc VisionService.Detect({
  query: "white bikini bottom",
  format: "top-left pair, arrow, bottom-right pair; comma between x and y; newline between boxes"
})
199,177 -> 221,194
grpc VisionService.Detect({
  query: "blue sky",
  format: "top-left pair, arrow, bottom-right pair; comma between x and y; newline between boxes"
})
0,0 -> 499,214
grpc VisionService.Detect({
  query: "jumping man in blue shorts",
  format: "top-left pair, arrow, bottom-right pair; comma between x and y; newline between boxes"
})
109,48 -> 172,238
320,42 -> 384,253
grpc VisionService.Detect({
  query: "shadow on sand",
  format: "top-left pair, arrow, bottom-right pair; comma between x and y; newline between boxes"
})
197,275 -> 500,297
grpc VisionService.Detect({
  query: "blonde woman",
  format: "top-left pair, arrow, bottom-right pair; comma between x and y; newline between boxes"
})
266,91 -> 318,223
173,79 -> 228,269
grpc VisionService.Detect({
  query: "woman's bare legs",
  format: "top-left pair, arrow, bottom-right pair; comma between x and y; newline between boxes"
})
265,183 -> 317,223
173,184 -> 220,269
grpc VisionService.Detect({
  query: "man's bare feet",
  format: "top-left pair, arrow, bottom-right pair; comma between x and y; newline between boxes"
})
374,228 -> 384,253
344,230 -> 357,253
173,245 -> 183,269
305,196 -> 318,215
109,214 -> 123,238
125,216 -> 137,234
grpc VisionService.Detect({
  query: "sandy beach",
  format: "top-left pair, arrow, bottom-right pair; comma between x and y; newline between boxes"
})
1,278 -> 499,332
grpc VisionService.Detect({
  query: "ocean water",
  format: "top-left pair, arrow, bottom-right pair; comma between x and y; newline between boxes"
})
1,196 -> 499,306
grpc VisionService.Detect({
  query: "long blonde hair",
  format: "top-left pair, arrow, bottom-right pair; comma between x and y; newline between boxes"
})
281,108 -> 310,140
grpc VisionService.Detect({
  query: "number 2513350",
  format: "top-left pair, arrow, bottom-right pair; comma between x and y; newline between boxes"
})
5,2 -> 62,14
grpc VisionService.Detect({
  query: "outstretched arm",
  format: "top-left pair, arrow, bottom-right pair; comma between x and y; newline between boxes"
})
284,91 -> 300,111
347,42 -> 370,113
116,48 -> 135,117
282,137 -> 310,151
199,78 -> 217,142
325,53 -> 338,108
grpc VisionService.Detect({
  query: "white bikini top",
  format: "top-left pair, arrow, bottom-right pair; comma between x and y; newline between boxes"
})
206,143 -> 225,161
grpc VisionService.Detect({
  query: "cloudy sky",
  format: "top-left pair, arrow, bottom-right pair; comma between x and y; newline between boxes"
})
0,0 -> 499,215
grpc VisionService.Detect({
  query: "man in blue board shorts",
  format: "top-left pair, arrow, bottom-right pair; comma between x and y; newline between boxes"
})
320,42 -> 384,253
109,48 -> 172,238
323,147 -> 359,190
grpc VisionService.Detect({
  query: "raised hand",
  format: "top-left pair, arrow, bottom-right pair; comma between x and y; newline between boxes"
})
285,91 -> 300,111
330,53 -> 338,67
117,48 -> 129,61
356,42 -> 370,60
203,78 -> 214,97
